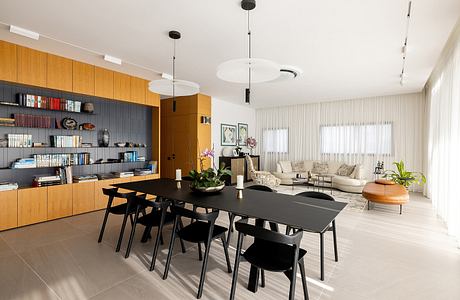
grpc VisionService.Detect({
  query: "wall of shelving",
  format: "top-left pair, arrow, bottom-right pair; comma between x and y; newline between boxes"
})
0,80 -> 152,187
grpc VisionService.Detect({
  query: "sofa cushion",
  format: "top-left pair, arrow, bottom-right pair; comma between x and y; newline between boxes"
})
279,161 -> 293,173
303,160 -> 314,171
312,161 -> 328,174
291,161 -> 305,172
332,175 -> 367,186
351,164 -> 364,179
336,163 -> 355,176
327,161 -> 342,173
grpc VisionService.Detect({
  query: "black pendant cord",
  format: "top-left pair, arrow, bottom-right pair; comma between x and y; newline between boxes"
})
247,10 -> 251,104
172,39 -> 176,111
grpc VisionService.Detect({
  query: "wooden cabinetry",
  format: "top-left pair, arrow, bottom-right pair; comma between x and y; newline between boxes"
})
18,187 -> 47,226
0,40 -> 17,82
161,94 -> 211,178
113,71 -> 131,101
0,190 -> 18,230
17,46 -> 47,87
146,90 -> 160,107
130,77 -> 146,105
72,182 -> 95,215
47,184 -> 73,220
94,179 -> 114,210
219,155 -> 260,185
95,66 -> 114,98
73,61 -> 95,95
47,54 -> 73,91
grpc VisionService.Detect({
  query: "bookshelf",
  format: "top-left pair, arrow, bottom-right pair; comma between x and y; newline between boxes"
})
0,102 -> 97,115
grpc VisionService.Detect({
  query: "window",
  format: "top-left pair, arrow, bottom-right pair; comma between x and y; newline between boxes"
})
263,129 -> 289,153
320,123 -> 392,155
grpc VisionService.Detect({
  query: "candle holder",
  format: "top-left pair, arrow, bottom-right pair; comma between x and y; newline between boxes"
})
236,188 -> 243,199
176,180 -> 182,189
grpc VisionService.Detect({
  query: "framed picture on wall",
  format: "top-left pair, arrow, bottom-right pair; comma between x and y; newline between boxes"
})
221,124 -> 237,146
237,123 -> 248,146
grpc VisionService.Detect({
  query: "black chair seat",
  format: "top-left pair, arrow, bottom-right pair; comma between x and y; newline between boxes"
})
244,240 -> 307,272
178,221 -> 227,243
108,203 -> 135,215
138,210 -> 175,227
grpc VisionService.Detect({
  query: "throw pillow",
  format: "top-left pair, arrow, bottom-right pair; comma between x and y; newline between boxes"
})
351,164 -> 364,179
291,161 -> 305,172
336,164 -> 355,176
312,161 -> 329,174
279,161 -> 293,173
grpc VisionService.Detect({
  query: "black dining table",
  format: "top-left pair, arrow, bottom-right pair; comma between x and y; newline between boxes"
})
113,178 -> 347,293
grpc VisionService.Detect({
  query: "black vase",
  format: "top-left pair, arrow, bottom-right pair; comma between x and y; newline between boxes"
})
100,129 -> 110,147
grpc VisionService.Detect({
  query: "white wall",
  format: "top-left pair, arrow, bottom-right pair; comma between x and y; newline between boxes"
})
211,97 -> 256,166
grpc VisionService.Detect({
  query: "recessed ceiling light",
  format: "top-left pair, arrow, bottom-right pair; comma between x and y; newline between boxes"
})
9,25 -> 39,40
103,54 -> 122,65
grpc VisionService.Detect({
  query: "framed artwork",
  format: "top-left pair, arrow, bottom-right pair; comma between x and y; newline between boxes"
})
221,124 -> 237,146
237,123 -> 248,146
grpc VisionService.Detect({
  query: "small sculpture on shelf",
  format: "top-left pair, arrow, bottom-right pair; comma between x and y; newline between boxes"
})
99,129 -> 110,147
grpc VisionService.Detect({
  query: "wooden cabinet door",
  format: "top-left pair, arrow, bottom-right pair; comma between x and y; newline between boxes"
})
95,66 -> 114,98
113,71 -> 131,101
72,182 -> 95,214
47,54 -> 73,91
47,184 -> 73,220
17,46 -> 47,87
0,40 -> 17,82
146,90 -> 160,107
94,179 -> 114,210
231,158 -> 245,184
130,77 -> 146,105
18,187 -> 47,226
73,61 -> 95,95
0,190 -> 18,231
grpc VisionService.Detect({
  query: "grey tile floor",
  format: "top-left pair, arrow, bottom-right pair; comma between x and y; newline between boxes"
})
0,192 -> 459,300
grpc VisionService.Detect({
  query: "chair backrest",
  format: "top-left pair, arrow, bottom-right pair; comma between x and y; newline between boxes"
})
246,185 -> 274,192
170,204 -> 219,222
296,191 -> 335,202
245,155 -> 256,173
235,218 -> 303,246
102,187 -> 136,200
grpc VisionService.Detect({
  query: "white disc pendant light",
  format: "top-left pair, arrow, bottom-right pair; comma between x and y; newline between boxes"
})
149,31 -> 200,96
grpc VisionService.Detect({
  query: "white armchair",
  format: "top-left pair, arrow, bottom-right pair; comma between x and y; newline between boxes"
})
245,155 -> 281,188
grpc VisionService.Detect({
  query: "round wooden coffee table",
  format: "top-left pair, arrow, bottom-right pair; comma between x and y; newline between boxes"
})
362,180 -> 409,214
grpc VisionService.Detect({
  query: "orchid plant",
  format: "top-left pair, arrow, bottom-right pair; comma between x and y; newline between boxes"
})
246,137 -> 257,149
189,147 -> 232,189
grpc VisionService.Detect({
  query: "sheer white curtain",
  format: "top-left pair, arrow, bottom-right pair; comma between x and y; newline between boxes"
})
255,93 -> 425,183
425,21 -> 460,246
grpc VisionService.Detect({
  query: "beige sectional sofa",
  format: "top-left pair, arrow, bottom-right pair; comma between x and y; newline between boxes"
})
272,160 -> 368,193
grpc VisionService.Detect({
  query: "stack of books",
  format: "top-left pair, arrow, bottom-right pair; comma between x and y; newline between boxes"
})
73,175 -> 98,183
0,117 -> 15,127
134,168 -> 153,176
120,151 -> 138,162
11,158 -> 36,169
113,171 -> 134,178
50,135 -> 82,148
32,175 -> 62,187
7,134 -> 33,147
97,173 -> 116,180
13,113 -> 55,128
34,153 -> 91,167
0,182 -> 19,191
17,93 -> 82,112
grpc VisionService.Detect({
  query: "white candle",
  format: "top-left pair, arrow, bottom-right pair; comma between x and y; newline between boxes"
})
175,169 -> 182,181
236,175 -> 244,189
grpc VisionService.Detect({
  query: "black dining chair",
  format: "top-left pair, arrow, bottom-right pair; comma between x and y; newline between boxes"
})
98,188 -> 140,252
163,204 -> 232,299
124,196 -> 186,270
230,218 -> 309,300
288,191 -> 338,281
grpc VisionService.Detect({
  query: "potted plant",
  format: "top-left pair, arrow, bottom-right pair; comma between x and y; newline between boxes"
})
189,148 -> 232,193
383,160 -> 426,189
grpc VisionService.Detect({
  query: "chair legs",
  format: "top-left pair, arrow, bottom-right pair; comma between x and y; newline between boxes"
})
198,243 -> 203,261
221,236 -> 232,273
332,221 -> 338,262
97,208 -> 111,243
288,253 -> 299,300
150,207 -> 167,271
197,232 -> 213,299
260,269 -> 266,287
125,206 -> 141,258
229,232 -> 244,300
227,213 -> 236,245
163,217 -> 179,280
116,213 -> 130,252
299,258 -> 309,300
320,232 -> 324,281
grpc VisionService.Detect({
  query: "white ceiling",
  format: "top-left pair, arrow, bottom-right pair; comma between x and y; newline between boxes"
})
0,0 -> 459,108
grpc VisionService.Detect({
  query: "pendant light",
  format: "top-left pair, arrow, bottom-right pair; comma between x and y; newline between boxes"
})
148,31 -> 200,98
216,0 -> 281,104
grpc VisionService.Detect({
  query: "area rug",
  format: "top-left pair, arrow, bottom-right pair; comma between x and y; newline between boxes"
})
276,185 -> 367,212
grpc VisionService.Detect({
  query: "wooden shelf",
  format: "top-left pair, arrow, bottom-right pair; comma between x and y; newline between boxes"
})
0,102 -> 97,115
0,146 -> 147,149
1,160 -> 146,171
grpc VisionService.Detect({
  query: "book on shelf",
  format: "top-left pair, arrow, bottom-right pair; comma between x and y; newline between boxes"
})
33,152 -> 91,167
73,175 -> 98,183
13,113 -> 55,129
11,158 -> 37,169
16,93 -> 83,113
134,168 -> 153,176
0,117 -> 15,127
113,171 -> 134,178
0,182 -> 19,191
7,134 -> 33,148
50,135 -> 82,148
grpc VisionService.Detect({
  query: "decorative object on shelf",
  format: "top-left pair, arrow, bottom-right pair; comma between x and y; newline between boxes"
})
0,138 -> 7,148
221,124 -> 237,146
148,31 -> 200,98
383,160 -> 426,189
246,136 -> 257,155
61,117 -> 78,130
81,143 -> 92,148
99,129 -> 110,147
82,102 -> 94,113
237,123 -> 248,146
216,0 -> 281,104
374,161 -> 384,179
79,123 -> 95,131
115,142 -> 127,147
234,146 -> 242,157
188,148 -> 231,194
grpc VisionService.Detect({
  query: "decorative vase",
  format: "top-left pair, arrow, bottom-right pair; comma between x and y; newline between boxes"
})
100,129 -> 110,147
190,184 -> 225,194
